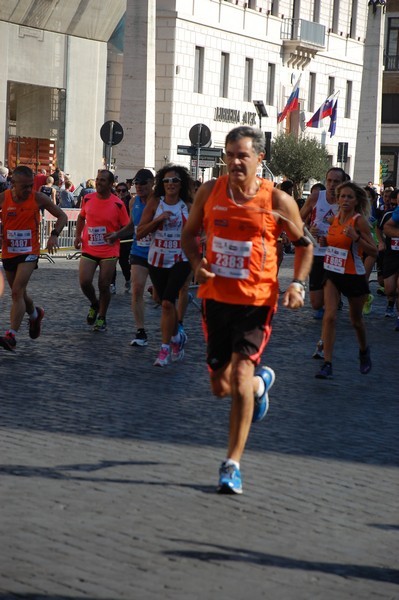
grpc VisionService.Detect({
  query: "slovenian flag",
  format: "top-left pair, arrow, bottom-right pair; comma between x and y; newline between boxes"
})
328,98 -> 338,137
277,75 -> 302,123
306,94 -> 336,128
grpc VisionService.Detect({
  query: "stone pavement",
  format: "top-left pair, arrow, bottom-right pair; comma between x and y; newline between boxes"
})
0,256 -> 398,600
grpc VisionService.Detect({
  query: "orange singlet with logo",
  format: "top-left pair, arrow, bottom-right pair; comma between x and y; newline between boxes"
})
1,189 -> 40,259
198,175 -> 279,306
325,213 -> 365,275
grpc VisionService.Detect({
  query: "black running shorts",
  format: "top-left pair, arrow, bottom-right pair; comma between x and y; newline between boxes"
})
202,299 -> 275,371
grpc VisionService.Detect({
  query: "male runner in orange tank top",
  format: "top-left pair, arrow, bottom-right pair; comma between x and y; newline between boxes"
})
182,126 -> 313,494
0,165 -> 67,351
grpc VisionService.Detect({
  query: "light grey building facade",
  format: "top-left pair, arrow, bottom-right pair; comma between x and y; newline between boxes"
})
0,1 -> 392,187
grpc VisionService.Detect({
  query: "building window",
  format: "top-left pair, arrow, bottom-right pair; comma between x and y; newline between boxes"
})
267,63 -> 275,106
386,17 -> 399,70
194,46 -> 204,94
292,0 -> 300,20
248,0 -> 257,8
382,94 -> 399,124
349,0 -> 358,39
332,0 -> 340,34
313,0 -> 320,23
345,81 -> 352,118
220,52 -> 229,98
271,1 -> 279,16
328,76 -> 335,97
244,58 -> 253,102
308,73 -> 316,112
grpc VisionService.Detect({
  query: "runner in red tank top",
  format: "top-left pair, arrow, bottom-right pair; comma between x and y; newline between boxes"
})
74,169 -> 130,332
182,125 -> 313,495
0,165 -> 67,351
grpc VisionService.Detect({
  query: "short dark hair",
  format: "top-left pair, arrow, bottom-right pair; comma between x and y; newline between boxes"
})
326,167 -> 347,182
225,126 -> 265,156
99,169 -> 115,185
311,182 -> 326,193
364,185 -> 378,202
12,165 -> 34,179
280,179 -> 293,193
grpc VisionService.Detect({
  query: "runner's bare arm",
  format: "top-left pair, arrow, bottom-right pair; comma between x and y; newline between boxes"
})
383,217 -> 399,239
348,216 -> 378,258
104,220 -> 135,244
74,214 -> 85,249
299,190 -> 318,224
272,187 -> 314,309
36,193 -> 68,253
182,180 -> 216,283
136,197 -> 165,239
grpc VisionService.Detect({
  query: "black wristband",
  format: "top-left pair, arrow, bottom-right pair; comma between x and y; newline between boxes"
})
50,229 -> 60,237
292,278 -> 307,289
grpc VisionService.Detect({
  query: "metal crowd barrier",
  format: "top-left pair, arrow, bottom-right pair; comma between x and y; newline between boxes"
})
40,209 -> 81,261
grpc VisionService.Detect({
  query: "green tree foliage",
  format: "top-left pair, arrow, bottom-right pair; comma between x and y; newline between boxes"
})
268,133 -> 330,199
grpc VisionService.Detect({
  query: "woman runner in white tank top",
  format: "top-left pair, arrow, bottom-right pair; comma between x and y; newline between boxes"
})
137,165 -> 193,367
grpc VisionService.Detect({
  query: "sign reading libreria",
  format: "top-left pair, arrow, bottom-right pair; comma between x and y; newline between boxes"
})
214,107 -> 257,125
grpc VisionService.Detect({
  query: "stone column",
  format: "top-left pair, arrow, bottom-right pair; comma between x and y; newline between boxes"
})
353,3 -> 385,185
113,0 -> 156,181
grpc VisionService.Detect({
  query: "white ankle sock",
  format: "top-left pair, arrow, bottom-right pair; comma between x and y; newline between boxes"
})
224,458 -> 240,470
254,375 -> 265,399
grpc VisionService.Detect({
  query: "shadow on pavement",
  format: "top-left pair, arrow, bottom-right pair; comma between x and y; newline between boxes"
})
164,540 -> 399,584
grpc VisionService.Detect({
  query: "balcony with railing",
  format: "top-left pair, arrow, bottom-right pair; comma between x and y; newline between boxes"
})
384,53 -> 399,71
281,18 -> 326,67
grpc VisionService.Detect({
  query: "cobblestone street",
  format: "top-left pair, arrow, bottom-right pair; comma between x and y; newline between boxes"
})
0,256 -> 398,600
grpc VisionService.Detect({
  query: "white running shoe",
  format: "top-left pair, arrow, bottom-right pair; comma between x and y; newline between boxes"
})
312,339 -> 324,359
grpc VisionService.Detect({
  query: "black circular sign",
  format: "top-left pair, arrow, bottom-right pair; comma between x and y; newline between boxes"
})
189,123 -> 211,147
100,120 -> 124,146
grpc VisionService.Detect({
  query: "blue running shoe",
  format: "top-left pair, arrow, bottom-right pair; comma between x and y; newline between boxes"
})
253,366 -> 275,423
315,362 -> 333,379
359,347 -> 372,375
217,462 -> 243,495
177,322 -> 187,339
171,330 -> 188,362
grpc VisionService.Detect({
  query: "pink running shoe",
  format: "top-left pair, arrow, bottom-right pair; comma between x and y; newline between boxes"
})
153,346 -> 170,367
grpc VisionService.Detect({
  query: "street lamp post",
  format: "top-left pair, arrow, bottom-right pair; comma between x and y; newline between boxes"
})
253,100 -> 268,130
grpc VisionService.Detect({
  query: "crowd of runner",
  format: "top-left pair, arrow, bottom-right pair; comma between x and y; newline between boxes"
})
1,125 -> 399,494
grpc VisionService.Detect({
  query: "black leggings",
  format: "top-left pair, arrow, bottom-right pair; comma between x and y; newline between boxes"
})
149,262 -> 192,303
112,241 -> 132,284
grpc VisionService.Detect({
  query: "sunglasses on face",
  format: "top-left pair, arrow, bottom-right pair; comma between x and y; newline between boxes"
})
117,188 -> 128,193
162,177 -> 181,184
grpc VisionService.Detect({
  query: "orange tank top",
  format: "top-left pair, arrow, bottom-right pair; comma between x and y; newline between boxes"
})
198,176 -> 279,306
325,213 -> 365,275
1,189 -> 40,258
